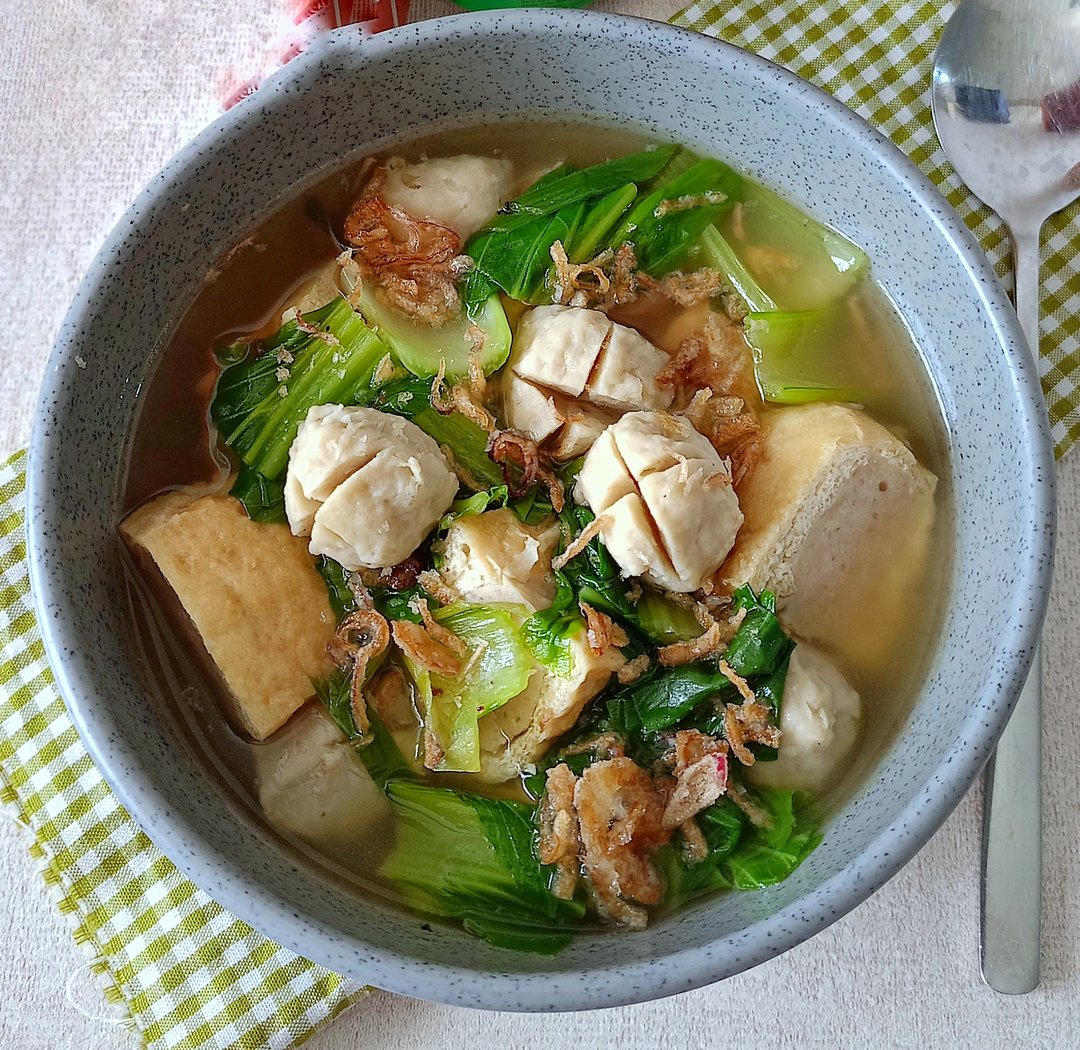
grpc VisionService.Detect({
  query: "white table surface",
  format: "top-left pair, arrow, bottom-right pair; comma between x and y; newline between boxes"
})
3,1 -> 1079,1047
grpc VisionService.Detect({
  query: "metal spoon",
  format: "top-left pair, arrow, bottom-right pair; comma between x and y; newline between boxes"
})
931,0 -> 1080,995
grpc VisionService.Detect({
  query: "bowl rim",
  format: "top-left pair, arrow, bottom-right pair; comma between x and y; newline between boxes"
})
27,8 -> 1056,1011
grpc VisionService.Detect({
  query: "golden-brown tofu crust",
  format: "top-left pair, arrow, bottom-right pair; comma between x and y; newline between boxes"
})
122,492 -> 336,740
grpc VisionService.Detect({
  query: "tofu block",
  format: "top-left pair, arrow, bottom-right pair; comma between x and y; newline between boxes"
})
380,154 -> 514,240
577,411 -> 744,592
748,643 -> 861,795
439,508 -> 560,613
122,492 -> 337,740
722,403 -> 937,660
478,631 -> 625,782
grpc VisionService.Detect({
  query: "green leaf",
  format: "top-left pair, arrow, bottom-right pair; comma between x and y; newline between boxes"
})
604,159 -> 736,274
634,588 -> 702,645
348,270 -> 512,379
380,781 -> 586,953
402,603 -> 533,773
567,183 -> 639,263
508,145 -> 678,216
315,555 -> 355,622
313,671 -> 413,786
522,572 -> 583,678
696,224 -> 777,313
721,789 -> 822,890
212,298 -> 392,479
368,376 -> 505,489
229,465 -> 286,524
438,485 -> 510,532
744,307 -> 862,405
714,177 -> 869,312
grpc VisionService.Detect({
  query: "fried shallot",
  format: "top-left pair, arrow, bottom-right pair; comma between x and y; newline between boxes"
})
326,609 -> 390,744
573,757 -> 670,929
391,618 -> 463,677
486,429 -> 565,511
538,763 -> 581,900
342,195 -> 467,326
551,515 -> 605,572
550,240 -> 640,312
579,602 -> 630,655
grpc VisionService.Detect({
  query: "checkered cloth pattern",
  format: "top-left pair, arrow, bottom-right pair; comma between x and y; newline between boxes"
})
673,0 -> 1080,457
0,451 -> 367,1048
4,4 -> 1078,1048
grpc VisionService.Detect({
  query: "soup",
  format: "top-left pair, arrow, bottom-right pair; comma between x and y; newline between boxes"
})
120,123 -> 949,951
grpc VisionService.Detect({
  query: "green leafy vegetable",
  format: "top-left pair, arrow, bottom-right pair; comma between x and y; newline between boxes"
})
212,298 -> 391,479
380,781 -> 586,953
345,269 -> 512,379
229,465 -> 286,524
567,183 -> 639,263
461,147 -> 683,313
522,572 -> 583,678
316,555 -> 355,621
634,588 -> 702,645
697,224 -> 777,313
714,177 -> 869,311
402,602 -> 532,773
438,485 -> 510,532
744,308 -> 861,405
314,671 -> 413,786
721,789 -> 822,890
606,159 -> 734,275
507,145 -> 678,216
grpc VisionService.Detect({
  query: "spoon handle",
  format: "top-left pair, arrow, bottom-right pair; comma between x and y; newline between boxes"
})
980,227 -> 1043,995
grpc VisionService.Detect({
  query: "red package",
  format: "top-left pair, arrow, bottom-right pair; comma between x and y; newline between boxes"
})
221,0 -> 410,109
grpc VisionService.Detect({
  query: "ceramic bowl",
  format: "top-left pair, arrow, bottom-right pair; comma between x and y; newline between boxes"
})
27,11 -> 1054,1010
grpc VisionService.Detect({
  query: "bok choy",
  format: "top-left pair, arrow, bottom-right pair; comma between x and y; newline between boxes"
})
212,298 -> 390,481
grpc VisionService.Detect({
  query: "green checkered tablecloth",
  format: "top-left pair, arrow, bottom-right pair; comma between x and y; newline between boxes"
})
673,0 -> 1080,458
0,451 -> 366,1048
2,4 -> 1077,1049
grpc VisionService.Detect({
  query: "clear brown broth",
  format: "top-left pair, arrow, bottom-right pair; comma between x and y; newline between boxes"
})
121,121 -> 952,912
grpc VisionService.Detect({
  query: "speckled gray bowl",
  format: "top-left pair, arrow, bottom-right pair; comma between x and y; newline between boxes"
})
27,11 -> 1054,1011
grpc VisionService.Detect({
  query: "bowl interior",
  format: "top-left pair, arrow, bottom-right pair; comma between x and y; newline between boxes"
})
27,11 -> 1054,1010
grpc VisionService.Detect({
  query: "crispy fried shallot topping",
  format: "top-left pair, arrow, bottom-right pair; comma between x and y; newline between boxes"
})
639,268 -> 729,306
573,758 -> 671,929
579,602 -> 630,656
680,817 -> 709,863
486,429 -> 565,511
658,618 -> 724,666
559,733 -> 627,760
550,240 -> 640,311
551,515 -> 605,572
718,658 -> 757,705
538,763 -> 581,900
413,597 -> 470,658
294,311 -> 342,346
431,355 -> 496,433
376,556 -> 423,592
391,618 -> 463,677
327,610 -> 390,744
616,653 -> 651,685
342,194 -> 466,326
663,730 -> 730,829
726,779 -> 774,829
723,695 -> 781,768
417,568 -> 459,607
652,191 -> 727,217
